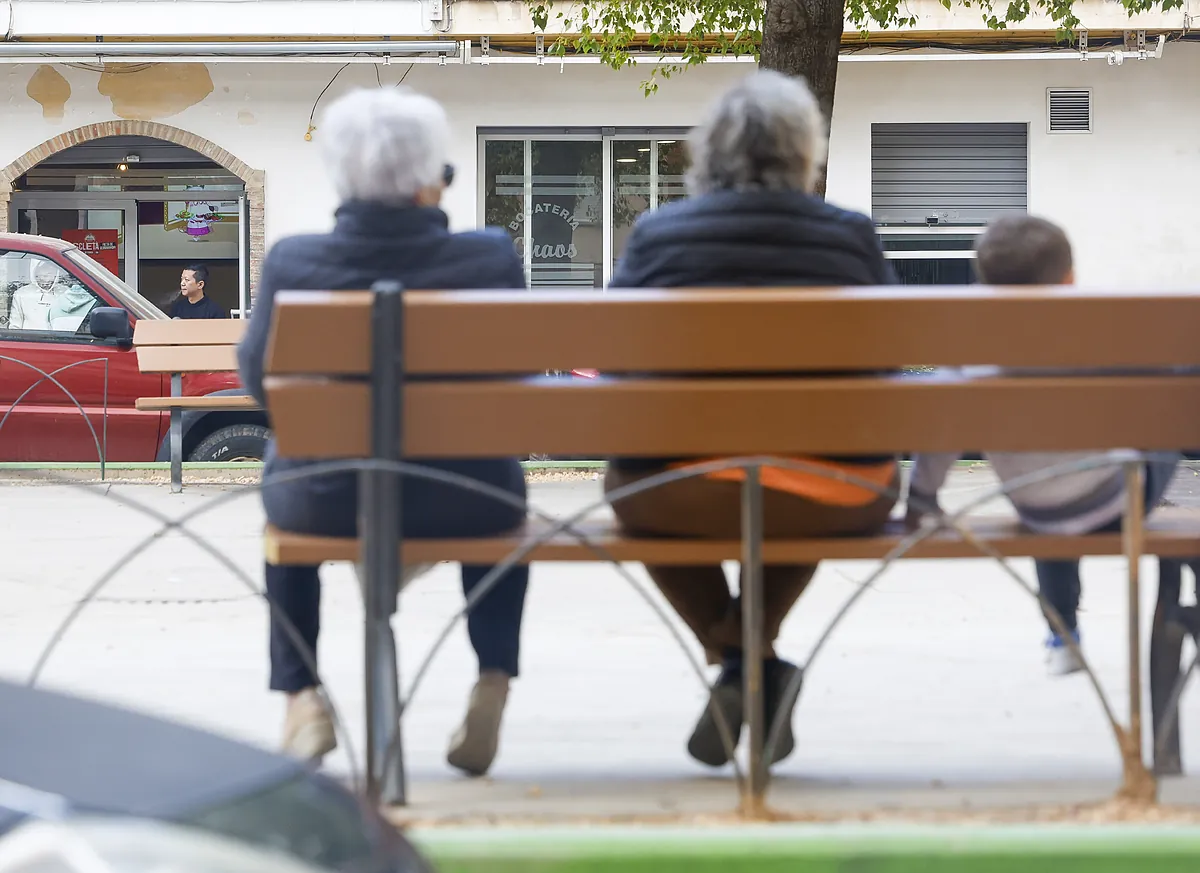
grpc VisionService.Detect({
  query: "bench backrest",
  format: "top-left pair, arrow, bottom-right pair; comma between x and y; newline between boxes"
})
263,287 -> 1200,458
134,319 -> 245,374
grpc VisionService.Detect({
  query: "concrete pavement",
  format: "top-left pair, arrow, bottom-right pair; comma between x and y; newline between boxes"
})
5,466 -> 1200,823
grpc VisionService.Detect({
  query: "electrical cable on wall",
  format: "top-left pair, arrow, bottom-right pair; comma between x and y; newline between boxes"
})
305,61 -> 350,142
306,59 -> 415,142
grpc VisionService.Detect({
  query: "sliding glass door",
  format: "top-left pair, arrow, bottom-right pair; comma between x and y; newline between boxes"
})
480,130 -> 689,287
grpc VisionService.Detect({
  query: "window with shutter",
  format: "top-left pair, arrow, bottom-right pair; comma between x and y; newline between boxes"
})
871,123 -> 1028,226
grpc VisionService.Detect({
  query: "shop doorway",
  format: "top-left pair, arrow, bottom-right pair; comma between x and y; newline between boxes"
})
9,135 -> 249,316
479,129 -> 690,288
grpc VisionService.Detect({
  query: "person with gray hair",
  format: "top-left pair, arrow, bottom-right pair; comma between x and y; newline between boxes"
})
604,71 -> 898,771
238,87 -> 531,777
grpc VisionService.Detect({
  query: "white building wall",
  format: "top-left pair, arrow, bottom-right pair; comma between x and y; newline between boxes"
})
2,43 -> 1198,288
828,46 -> 1200,287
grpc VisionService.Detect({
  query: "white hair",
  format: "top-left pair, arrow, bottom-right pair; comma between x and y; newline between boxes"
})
687,71 -> 828,196
319,88 -> 450,205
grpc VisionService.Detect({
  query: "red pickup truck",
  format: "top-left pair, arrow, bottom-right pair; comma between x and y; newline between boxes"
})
0,233 -> 267,463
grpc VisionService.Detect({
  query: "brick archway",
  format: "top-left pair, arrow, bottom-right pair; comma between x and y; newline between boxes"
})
0,121 -> 266,292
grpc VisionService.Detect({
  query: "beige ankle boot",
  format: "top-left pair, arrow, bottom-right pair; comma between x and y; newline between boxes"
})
282,687 -> 337,761
446,670 -> 510,776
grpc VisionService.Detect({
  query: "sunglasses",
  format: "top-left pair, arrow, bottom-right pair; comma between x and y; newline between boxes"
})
443,164 -> 455,187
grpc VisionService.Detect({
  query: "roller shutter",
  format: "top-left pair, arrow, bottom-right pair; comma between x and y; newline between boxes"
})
871,123 -> 1028,226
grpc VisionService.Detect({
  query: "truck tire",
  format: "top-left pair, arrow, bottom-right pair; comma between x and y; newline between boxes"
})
188,424 -> 270,463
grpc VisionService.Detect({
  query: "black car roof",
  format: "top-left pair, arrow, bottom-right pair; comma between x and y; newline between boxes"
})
0,680 -> 304,822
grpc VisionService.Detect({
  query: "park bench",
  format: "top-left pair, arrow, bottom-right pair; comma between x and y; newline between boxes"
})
133,319 -> 258,493
260,282 -> 1200,811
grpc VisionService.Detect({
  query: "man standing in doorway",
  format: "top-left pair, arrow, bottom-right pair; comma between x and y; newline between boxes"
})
171,264 -> 228,319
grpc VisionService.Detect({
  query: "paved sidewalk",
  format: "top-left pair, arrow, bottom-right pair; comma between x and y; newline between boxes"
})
4,466 -> 1200,822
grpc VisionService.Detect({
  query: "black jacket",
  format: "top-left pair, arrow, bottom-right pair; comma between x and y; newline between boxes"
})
612,188 -> 892,289
237,201 -> 526,506
610,188 -> 894,472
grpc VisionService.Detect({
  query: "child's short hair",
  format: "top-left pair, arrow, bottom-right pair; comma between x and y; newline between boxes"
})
975,215 -> 1073,285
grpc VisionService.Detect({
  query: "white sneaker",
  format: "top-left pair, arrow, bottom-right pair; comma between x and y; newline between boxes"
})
1046,632 -> 1084,677
446,670 -> 510,776
282,687 -> 337,761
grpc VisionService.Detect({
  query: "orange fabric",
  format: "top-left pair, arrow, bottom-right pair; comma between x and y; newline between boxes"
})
669,456 -> 898,508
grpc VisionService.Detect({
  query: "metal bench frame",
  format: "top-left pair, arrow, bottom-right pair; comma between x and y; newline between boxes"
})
262,282 -> 1200,812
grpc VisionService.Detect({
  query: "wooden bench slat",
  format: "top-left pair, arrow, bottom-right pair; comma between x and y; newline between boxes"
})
134,319 -> 246,346
263,512 -> 1200,566
136,344 -> 239,374
264,374 -> 1200,458
267,291 -> 372,376
135,395 -> 259,411
266,288 -> 1200,376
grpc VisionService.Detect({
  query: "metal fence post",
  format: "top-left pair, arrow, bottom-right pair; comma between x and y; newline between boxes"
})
1120,459 -> 1155,802
169,373 -> 183,494
1150,558 -> 1184,776
360,280 -> 405,805
741,464 -> 767,813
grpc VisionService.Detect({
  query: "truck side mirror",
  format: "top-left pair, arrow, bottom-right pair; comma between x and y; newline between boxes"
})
90,307 -> 133,343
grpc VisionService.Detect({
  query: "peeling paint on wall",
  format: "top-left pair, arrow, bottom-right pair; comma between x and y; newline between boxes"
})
26,65 -> 71,120
237,110 -> 256,125
97,63 -> 214,120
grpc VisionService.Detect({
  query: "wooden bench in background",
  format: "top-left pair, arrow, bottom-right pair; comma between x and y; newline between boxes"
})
261,283 -> 1200,809
133,319 -> 258,492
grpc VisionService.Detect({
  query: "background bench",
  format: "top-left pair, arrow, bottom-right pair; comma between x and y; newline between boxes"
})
133,319 -> 258,492
261,283 -> 1200,810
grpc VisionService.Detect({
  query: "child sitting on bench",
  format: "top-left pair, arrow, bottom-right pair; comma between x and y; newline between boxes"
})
906,215 -> 1180,676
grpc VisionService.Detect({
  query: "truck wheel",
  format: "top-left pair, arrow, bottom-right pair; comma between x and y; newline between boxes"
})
188,424 -> 270,463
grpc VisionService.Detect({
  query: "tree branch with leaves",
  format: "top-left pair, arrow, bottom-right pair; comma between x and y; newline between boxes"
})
530,0 -> 1181,195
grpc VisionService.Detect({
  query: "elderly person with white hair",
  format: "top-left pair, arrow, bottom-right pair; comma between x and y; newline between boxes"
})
238,88 -> 530,777
605,71 -> 899,771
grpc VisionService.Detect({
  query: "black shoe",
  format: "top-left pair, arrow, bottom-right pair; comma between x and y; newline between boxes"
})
687,658 -> 804,768
764,659 -> 802,765
687,663 -> 743,767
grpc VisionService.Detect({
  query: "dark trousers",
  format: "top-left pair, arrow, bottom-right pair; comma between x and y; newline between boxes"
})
606,465 -> 898,665
1035,457 -> 1179,635
263,458 -> 529,693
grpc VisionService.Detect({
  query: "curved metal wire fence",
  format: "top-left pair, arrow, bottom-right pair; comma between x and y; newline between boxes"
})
10,447 -> 1194,813
0,354 -> 110,470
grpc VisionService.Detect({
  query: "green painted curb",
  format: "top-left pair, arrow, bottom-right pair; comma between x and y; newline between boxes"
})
415,825 -> 1200,872
414,824 -> 1200,856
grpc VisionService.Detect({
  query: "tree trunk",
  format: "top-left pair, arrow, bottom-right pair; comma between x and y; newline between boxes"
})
759,0 -> 845,198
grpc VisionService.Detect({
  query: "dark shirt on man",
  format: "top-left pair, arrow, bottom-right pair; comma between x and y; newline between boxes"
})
170,295 -> 228,320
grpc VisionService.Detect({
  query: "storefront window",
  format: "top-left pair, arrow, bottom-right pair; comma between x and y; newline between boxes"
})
530,141 -> 601,288
880,231 -> 979,286
611,139 -> 686,273
481,131 -> 687,287
483,140 -> 525,253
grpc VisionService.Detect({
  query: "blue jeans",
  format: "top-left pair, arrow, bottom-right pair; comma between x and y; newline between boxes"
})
1036,457 -> 1179,635
262,456 -> 529,692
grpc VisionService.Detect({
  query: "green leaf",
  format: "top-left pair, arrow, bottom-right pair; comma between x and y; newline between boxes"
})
524,0 -> 1175,95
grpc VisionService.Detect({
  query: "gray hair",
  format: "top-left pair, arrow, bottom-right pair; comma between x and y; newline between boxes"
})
686,71 -> 828,196
320,88 -> 450,205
